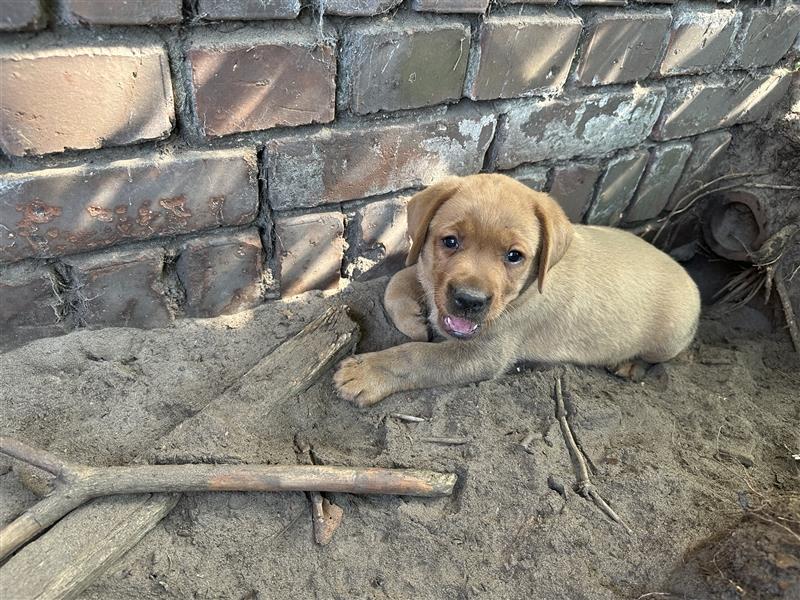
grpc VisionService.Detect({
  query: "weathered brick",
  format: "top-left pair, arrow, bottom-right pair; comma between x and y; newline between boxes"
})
653,71 -> 792,140
625,141 -> 692,223
668,130 -> 731,211
0,262 -> 62,347
0,0 -> 44,30
319,0 -> 403,16
570,0 -> 626,5
348,195 -> 411,280
506,165 -> 549,192
62,0 -> 182,24
586,151 -> 648,226
0,45 -> 174,156
177,229 -> 265,318
466,15 -> 582,101
0,148 -> 258,263
492,87 -> 665,170
197,0 -> 300,20
659,8 -> 740,76
275,212 -> 345,297
548,163 -> 602,223
343,20 -> 470,115
411,0 -> 488,13
575,12 -> 671,86
735,6 -> 800,69
266,109 -> 496,210
66,247 -> 172,328
188,31 -> 336,138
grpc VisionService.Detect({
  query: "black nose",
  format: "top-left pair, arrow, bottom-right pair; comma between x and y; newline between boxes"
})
452,288 -> 491,312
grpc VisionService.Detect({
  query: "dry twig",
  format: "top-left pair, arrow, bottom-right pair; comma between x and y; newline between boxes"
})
0,437 -> 457,560
553,377 -> 632,534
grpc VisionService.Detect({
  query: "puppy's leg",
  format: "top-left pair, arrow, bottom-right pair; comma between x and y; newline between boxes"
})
384,266 -> 428,342
334,340 -> 513,407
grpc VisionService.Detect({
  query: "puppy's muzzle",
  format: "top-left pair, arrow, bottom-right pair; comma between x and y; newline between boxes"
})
442,286 -> 491,339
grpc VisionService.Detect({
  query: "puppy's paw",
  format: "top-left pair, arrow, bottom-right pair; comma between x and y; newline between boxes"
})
334,354 -> 394,408
610,360 -> 649,383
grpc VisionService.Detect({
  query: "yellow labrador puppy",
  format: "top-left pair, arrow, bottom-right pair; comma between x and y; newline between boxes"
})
335,174 -> 700,407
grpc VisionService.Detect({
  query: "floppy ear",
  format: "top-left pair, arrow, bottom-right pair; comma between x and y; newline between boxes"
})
530,192 -> 574,293
405,178 -> 461,266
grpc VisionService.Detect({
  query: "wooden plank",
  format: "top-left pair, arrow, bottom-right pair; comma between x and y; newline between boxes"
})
0,306 -> 359,599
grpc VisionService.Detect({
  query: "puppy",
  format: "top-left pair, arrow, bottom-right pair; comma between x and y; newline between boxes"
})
335,174 -> 700,407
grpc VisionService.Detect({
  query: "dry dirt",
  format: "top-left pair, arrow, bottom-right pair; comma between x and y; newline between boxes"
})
1,269 -> 798,600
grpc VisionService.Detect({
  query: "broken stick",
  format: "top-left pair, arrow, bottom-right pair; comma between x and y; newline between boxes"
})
0,437 -> 457,561
554,376 -> 632,534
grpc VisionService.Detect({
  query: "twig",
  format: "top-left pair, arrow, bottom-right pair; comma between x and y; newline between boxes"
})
391,414 -> 427,423
553,377 -> 632,534
420,437 -> 470,445
519,431 -> 537,454
0,437 -> 457,560
775,278 -> 800,353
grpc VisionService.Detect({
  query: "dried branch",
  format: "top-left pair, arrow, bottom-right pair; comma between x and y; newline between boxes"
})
0,437 -> 457,560
553,377 -> 632,534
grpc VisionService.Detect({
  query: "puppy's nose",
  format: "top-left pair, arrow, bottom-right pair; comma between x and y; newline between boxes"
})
452,288 -> 491,312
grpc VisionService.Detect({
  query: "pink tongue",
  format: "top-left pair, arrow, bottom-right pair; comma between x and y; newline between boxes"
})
446,315 -> 477,334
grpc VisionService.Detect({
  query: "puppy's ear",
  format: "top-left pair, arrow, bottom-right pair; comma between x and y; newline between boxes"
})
405,178 -> 461,266
531,193 -> 574,293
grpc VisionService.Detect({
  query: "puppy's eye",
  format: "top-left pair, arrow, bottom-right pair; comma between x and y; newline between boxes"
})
442,236 -> 459,249
506,250 -> 524,264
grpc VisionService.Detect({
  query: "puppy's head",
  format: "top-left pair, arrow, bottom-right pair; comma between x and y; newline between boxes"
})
406,174 -> 573,340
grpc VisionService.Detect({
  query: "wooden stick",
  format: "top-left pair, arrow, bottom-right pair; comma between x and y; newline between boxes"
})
553,377 -> 632,534
775,278 -> 800,354
0,437 -> 456,561
0,306 -> 361,600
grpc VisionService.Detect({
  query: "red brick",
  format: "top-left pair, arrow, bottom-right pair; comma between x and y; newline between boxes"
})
343,20 -> 470,115
266,108 -> 496,210
66,247 -> 172,328
653,71 -> 791,141
548,163 -> 602,223
735,6 -> 800,69
0,0 -> 44,30
575,12 -> 671,86
586,150 -> 648,226
411,0 -> 488,13
347,195 -> 411,280
188,32 -> 336,138
197,0 -> 300,20
0,148 -> 259,263
505,165 -> 549,192
177,229 -> 266,318
62,0 -> 182,24
0,262 -> 63,347
275,212 -> 345,297
320,0 -> 402,16
659,7 -> 740,76
625,141 -> 692,223
667,131 -> 731,211
0,45 -> 174,156
466,15 -> 581,101
492,87 -> 665,169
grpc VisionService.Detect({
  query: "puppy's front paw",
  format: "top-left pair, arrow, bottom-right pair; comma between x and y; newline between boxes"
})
334,354 -> 395,408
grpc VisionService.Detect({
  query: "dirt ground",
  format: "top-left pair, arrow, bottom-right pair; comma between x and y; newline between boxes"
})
1,267 -> 798,600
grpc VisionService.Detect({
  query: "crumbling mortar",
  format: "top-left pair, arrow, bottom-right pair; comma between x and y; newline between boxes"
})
158,246 -> 187,319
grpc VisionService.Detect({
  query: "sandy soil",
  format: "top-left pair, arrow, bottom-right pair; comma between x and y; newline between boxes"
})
1,270 -> 798,600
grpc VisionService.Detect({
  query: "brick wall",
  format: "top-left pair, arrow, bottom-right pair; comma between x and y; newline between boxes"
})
1,0 -> 798,346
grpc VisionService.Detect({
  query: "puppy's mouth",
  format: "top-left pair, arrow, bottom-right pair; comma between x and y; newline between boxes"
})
441,314 -> 480,339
